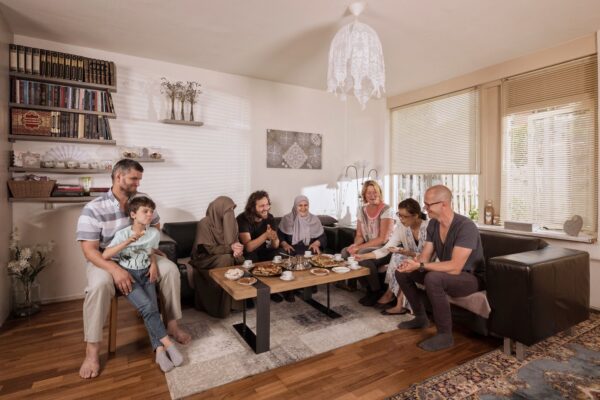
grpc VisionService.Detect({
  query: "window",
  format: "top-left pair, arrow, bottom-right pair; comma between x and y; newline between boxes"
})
501,55 -> 598,234
388,174 -> 478,217
389,87 -> 480,216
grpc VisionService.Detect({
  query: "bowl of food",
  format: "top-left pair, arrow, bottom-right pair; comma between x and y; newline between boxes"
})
224,268 -> 244,280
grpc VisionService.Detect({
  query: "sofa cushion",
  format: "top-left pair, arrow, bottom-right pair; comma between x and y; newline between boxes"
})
162,221 -> 197,259
448,291 -> 491,319
318,215 -> 338,227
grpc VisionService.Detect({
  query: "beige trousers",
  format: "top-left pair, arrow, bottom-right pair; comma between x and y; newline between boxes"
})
83,255 -> 182,343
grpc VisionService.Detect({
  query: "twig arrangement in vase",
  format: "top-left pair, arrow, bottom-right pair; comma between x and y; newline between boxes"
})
160,78 -> 184,120
185,81 -> 202,122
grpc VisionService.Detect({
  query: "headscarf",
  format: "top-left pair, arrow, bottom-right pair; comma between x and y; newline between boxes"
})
278,195 -> 324,245
194,196 -> 238,251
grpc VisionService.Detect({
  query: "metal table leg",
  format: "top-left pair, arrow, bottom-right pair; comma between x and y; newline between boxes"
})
299,283 -> 341,319
233,280 -> 271,353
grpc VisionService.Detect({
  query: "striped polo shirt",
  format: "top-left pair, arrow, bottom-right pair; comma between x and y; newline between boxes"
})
76,189 -> 160,249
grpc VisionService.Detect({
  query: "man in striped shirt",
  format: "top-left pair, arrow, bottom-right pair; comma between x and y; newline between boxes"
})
76,159 -> 190,379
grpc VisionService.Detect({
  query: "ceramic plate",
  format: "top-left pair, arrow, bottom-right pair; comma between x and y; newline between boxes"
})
310,268 -> 329,276
238,277 -> 257,286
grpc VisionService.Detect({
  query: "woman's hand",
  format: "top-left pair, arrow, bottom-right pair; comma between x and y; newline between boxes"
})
231,242 -> 244,258
309,241 -> 321,255
281,242 -> 294,254
347,244 -> 359,255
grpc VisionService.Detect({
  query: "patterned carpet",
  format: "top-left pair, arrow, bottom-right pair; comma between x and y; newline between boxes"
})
165,286 -> 410,399
388,312 -> 600,400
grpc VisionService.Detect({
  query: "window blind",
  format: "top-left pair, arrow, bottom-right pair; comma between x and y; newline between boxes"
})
501,55 -> 598,233
390,88 -> 480,174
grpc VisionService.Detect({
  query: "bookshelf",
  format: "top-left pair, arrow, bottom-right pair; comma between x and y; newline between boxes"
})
10,103 -> 116,118
9,71 -> 116,92
8,135 -> 116,145
8,44 -> 118,203
9,167 -> 110,175
9,196 -> 96,203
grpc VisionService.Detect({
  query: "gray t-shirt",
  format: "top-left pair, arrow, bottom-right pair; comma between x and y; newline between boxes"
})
426,213 -> 485,281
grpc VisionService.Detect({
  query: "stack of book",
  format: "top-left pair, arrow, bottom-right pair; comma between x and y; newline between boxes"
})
9,44 -> 116,86
90,187 -> 110,197
11,108 -> 113,140
11,79 -> 115,113
52,184 -> 84,197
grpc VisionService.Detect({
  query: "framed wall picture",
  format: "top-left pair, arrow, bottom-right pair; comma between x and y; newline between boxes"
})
266,129 -> 322,169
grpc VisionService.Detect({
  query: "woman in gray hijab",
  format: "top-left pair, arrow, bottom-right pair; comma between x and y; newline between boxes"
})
277,195 -> 327,302
190,196 -> 244,317
278,195 -> 327,255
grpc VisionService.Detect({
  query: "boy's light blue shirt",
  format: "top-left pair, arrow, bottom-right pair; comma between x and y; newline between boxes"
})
108,226 -> 160,270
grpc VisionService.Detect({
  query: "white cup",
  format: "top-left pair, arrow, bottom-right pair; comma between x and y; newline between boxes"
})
304,251 -> 312,258
281,270 -> 293,280
349,261 -> 360,269
334,253 -> 342,261
242,260 -> 253,268
347,256 -> 355,263
273,255 -> 282,263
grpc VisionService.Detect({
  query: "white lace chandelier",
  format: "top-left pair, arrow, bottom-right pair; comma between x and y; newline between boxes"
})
327,2 -> 385,109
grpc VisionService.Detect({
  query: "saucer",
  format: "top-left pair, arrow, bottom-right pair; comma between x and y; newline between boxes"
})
280,276 -> 294,281
332,266 -> 350,274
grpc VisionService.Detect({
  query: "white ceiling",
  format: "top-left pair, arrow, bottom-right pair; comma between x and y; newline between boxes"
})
1,0 -> 600,96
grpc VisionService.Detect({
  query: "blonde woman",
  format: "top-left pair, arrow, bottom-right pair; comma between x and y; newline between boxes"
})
342,180 -> 394,305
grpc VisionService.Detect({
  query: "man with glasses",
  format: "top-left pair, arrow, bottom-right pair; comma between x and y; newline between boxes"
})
395,185 -> 485,351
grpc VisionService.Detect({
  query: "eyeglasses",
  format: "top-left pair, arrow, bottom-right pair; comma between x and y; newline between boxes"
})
423,201 -> 443,209
396,212 -> 412,219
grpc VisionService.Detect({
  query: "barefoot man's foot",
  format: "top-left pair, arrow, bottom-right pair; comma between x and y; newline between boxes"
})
167,320 -> 191,344
79,342 -> 100,379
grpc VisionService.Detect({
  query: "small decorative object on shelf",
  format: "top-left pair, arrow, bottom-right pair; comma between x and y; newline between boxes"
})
160,78 -> 183,120
185,81 -> 201,122
484,200 -> 494,225
563,215 -> 583,237
8,227 -> 54,317
79,177 -> 93,195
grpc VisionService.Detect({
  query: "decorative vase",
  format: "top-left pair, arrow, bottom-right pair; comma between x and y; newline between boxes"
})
170,97 -> 176,120
189,102 -> 195,122
12,278 -> 41,317
180,99 -> 185,121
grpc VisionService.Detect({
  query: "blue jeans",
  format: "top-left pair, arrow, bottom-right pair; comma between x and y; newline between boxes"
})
123,267 -> 168,350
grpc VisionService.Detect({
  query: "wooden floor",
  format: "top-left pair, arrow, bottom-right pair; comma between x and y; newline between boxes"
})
0,299 -> 500,399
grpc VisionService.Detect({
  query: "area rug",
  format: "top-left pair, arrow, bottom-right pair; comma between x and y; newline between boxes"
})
165,286 -> 410,399
388,312 -> 600,400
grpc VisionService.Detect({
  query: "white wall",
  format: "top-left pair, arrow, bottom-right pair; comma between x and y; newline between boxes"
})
0,11 -> 13,325
12,35 -> 386,303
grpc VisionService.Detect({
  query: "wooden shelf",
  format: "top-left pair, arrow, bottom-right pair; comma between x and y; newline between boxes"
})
9,196 -> 95,203
10,72 -> 117,92
10,103 -> 116,118
159,119 -> 203,126
9,167 -> 110,174
8,135 -> 116,145
126,158 -> 165,163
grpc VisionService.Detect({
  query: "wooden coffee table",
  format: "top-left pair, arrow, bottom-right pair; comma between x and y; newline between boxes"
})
210,263 -> 369,354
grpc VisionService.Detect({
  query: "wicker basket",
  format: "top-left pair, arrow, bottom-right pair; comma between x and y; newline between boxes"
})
8,180 -> 56,198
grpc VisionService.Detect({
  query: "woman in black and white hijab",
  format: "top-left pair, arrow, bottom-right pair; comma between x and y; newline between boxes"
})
278,195 -> 327,255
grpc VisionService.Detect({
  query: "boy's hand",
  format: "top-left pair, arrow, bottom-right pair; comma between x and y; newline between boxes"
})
148,264 -> 160,283
128,230 -> 146,243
